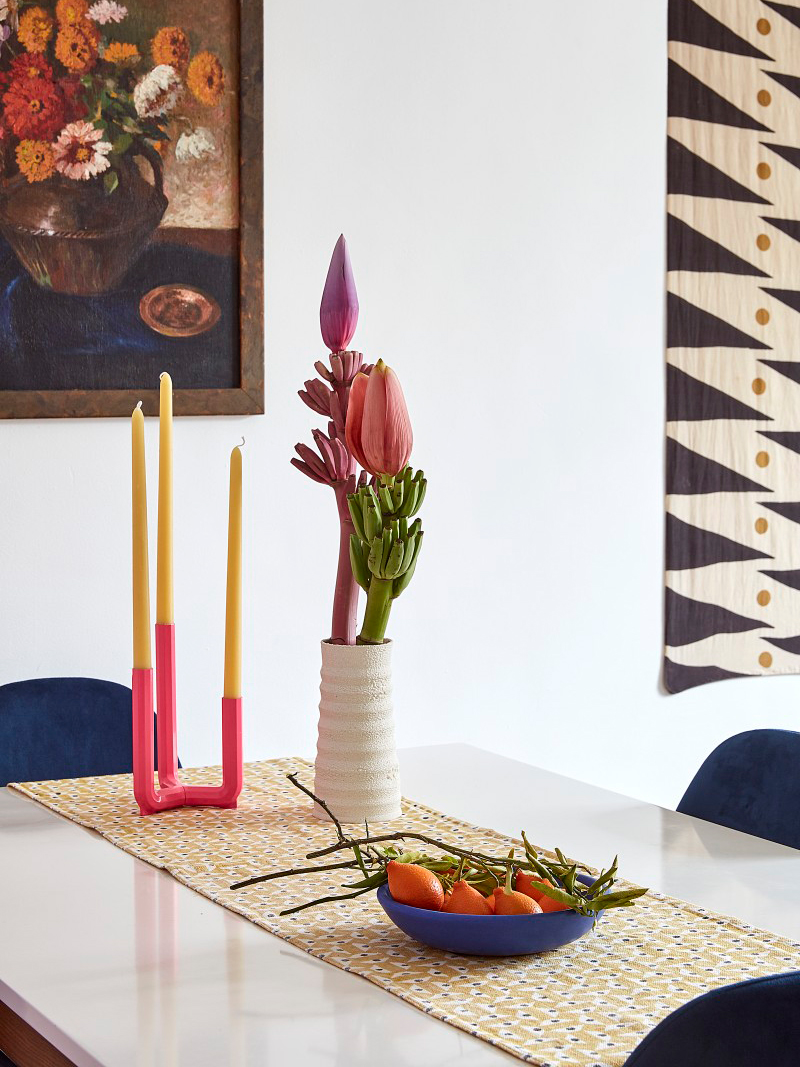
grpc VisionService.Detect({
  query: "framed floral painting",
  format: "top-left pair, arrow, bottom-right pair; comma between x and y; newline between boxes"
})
0,0 -> 263,418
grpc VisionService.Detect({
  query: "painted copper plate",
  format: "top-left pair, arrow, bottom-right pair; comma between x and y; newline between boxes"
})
139,284 -> 221,338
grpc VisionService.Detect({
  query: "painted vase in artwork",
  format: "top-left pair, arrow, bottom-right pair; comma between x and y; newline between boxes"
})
0,147 -> 167,295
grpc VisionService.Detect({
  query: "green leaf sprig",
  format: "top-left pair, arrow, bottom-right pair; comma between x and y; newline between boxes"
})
230,775 -> 649,920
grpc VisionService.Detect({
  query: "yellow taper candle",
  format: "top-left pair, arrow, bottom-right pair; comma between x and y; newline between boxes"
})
157,372 -> 174,624
224,443 -> 243,698
132,403 -> 151,669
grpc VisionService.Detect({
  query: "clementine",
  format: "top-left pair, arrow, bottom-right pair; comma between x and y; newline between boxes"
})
492,886 -> 542,915
443,880 -> 493,915
386,861 -> 444,910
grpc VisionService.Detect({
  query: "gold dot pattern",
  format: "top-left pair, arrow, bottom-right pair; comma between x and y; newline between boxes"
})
8,758 -> 800,1067
757,590 -> 771,606
756,234 -> 771,250
759,651 -> 773,668
752,378 -> 767,394
757,18 -> 771,34
756,451 -> 770,467
757,162 -> 772,179
755,517 -> 769,534
758,89 -> 772,106
756,308 -> 770,325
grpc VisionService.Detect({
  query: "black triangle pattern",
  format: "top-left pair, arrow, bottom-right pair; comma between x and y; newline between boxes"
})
664,658 -> 752,694
767,71 -> 800,103
764,142 -> 800,173
667,438 -> 772,495
668,138 -> 771,204
668,215 -> 769,276
763,635 -> 800,654
763,217 -> 800,244
666,513 -> 772,570
668,293 -> 771,349
669,0 -> 772,58
763,1 -> 800,32
758,430 -> 800,455
758,500 -> 800,525
760,569 -> 800,592
665,588 -> 772,646
759,360 -> 800,386
667,365 -> 772,421
668,61 -> 772,132
761,287 -> 800,314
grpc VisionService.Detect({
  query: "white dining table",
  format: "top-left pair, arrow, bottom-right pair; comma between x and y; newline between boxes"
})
2,743 -> 800,1067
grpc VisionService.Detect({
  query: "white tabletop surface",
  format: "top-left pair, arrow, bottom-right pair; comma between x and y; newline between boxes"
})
2,743 -> 800,1067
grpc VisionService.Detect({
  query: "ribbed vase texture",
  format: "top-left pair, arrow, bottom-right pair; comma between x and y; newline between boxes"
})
313,640 -> 402,823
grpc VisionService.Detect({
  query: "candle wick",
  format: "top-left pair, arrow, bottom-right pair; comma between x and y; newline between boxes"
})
238,437 -> 245,448
136,400 -> 143,410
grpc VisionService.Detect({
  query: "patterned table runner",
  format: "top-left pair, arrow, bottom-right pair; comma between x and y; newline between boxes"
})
9,758 -> 800,1067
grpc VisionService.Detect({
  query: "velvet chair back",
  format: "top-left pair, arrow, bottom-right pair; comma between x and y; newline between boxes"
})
624,971 -> 800,1066
677,729 -> 800,850
0,676 -> 166,787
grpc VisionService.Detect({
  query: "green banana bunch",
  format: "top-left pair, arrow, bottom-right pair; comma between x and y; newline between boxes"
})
348,465 -> 426,643
349,517 -> 424,598
348,466 -> 426,539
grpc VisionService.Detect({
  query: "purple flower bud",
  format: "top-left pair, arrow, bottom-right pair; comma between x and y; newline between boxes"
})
320,234 -> 359,353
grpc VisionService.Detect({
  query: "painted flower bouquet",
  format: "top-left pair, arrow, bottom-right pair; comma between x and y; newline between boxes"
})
0,1 -> 224,186
0,1 -> 226,292
293,236 -> 426,824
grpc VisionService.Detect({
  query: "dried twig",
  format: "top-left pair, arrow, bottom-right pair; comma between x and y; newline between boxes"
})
228,774 -> 649,918
287,771 -> 346,842
230,859 -> 357,891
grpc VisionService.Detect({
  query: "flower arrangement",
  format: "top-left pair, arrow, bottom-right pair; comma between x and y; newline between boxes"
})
0,0 -> 224,188
293,236 -> 425,646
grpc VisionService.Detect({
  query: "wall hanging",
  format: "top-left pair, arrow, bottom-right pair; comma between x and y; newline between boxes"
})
666,0 -> 800,691
0,0 -> 262,419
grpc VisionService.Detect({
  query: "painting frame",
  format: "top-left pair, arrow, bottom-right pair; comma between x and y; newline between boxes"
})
0,0 -> 264,420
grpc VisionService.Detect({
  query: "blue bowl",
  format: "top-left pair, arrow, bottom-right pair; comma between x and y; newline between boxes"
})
376,874 -> 598,956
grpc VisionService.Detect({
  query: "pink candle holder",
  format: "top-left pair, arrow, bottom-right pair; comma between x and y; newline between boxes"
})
132,624 -> 242,816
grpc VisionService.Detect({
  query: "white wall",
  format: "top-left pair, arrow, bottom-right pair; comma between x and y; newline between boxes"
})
1,1 -> 797,809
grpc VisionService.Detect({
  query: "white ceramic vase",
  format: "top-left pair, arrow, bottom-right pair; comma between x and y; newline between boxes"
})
313,639 -> 402,823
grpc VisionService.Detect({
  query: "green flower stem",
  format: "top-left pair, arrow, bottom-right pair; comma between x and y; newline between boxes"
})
358,577 -> 393,644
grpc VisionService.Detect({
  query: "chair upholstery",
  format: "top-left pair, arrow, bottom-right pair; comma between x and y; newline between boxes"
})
624,971 -> 800,1066
0,676 -> 173,787
677,729 -> 800,850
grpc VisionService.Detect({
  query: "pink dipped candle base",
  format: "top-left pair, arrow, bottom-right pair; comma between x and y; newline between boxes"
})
132,624 -> 242,816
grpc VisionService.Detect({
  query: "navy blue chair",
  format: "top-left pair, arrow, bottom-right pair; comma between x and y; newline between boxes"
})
0,676 -> 172,787
677,729 -> 800,850
624,971 -> 800,1065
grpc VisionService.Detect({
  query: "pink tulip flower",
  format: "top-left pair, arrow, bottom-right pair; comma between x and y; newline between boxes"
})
320,234 -> 359,353
346,359 -> 413,476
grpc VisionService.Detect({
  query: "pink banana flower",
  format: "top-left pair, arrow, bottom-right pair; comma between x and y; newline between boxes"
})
320,234 -> 359,353
346,359 -> 413,476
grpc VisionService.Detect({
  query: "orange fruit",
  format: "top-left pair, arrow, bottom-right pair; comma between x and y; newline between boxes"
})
516,871 -> 553,902
387,860 -> 445,910
492,887 -> 542,915
443,880 -> 493,915
484,892 -> 496,913
538,894 -> 570,913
